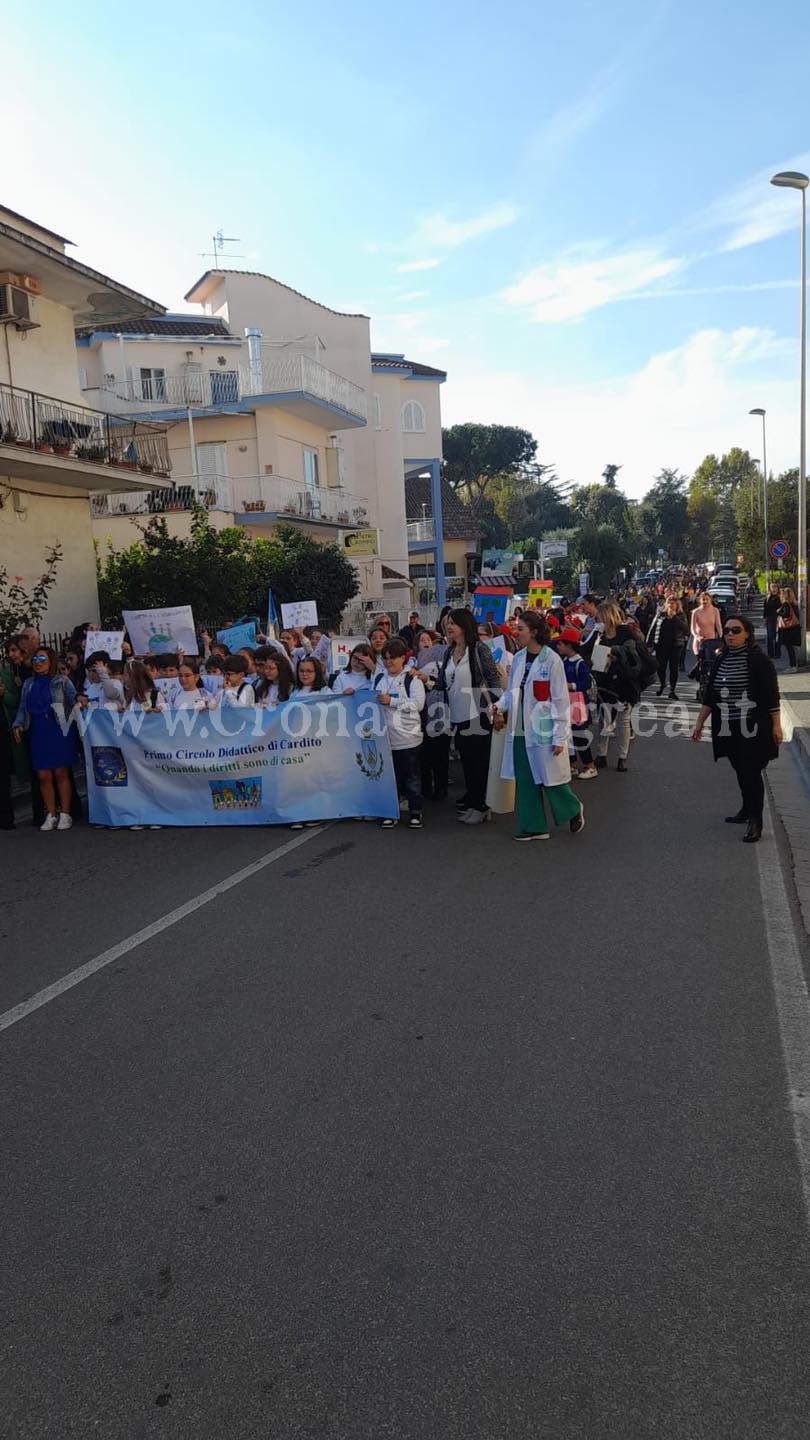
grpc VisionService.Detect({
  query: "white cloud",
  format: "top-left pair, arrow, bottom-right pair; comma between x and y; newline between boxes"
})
411,203 -> 519,250
503,247 -> 685,323
371,309 -> 449,356
692,152 -> 810,253
399,289 -> 430,301
441,327 -> 797,497
397,258 -> 441,273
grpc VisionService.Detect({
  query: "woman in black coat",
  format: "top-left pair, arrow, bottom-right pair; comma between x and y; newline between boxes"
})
691,614 -> 781,843
647,599 -> 688,698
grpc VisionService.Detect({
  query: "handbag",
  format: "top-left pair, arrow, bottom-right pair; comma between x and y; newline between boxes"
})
569,691 -> 588,725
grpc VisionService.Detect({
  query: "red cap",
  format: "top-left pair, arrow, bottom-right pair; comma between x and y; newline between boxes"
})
557,626 -> 582,646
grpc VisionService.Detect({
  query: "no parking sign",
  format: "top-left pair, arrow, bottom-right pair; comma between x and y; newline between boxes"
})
769,539 -> 790,560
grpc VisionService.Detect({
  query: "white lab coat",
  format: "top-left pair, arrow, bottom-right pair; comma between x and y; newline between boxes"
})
497,646 -> 572,787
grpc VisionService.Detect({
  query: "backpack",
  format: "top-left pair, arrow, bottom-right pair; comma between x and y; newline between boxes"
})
625,625 -> 658,692
374,671 -> 413,696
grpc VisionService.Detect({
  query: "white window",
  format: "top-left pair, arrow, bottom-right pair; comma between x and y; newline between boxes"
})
197,442 -> 228,480
373,393 -> 382,430
402,399 -> 425,433
139,367 -> 166,401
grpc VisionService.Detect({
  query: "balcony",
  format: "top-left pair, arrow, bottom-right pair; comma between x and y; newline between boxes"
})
90,472 -> 370,529
0,381 -> 171,495
94,352 -> 367,429
407,519 -> 436,542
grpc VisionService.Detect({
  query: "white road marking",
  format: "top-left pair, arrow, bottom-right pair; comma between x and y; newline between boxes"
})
757,794 -> 810,1221
0,825 -> 331,1036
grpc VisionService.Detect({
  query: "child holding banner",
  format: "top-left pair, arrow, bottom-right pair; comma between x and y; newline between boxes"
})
254,648 -> 295,707
217,655 -> 257,707
292,657 -> 331,696
374,639 -> 425,829
331,644 -> 376,696
170,659 -> 209,710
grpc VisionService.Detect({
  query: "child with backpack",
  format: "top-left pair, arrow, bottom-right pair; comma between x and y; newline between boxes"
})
555,627 -> 597,779
373,639 -> 425,829
217,654 -> 257,707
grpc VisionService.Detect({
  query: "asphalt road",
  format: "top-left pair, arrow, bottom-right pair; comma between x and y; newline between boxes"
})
3,704 -> 810,1440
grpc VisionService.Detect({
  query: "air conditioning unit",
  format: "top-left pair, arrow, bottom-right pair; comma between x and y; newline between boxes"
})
0,284 -> 39,331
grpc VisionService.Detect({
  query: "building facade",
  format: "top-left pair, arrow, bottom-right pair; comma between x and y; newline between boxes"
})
81,273 -> 447,620
0,205 -> 170,634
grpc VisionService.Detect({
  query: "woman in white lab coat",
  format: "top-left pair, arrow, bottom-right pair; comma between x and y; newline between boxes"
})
494,611 -> 585,842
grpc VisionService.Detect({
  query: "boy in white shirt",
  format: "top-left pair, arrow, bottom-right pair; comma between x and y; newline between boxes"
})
374,639 -> 425,829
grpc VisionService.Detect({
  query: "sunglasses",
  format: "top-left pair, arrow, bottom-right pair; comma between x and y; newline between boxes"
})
32,654 -> 48,663
723,626 -> 744,635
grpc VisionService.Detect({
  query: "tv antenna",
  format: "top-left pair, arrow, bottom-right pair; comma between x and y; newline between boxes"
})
200,229 -> 245,268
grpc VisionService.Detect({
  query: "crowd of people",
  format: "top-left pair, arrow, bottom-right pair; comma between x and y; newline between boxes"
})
0,572 -> 784,844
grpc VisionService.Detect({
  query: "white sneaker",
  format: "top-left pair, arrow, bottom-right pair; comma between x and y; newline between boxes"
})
57,813 -> 73,831
40,813 -> 58,832
579,766 -> 598,779
458,809 -> 491,825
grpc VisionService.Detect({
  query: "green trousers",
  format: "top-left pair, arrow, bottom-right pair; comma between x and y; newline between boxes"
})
514,735 -> 581,837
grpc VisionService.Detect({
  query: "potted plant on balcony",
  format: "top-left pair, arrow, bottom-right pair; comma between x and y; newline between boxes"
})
139,461 -> 154,475
35,439 -> 54,454
52,440 -> 71,457
352,506 -> 368,524
337,509 -> 350,525
203,488 -> 217,508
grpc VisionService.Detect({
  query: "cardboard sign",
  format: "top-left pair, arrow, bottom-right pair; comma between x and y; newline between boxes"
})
330,636 -> 368,672
85,630 -> 124,661
123,605 -> 198,656
217,621 -> 257,651
280,600 -> 318,629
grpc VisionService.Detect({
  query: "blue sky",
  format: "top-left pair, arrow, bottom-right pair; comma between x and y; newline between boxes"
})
3,0 -> 810,494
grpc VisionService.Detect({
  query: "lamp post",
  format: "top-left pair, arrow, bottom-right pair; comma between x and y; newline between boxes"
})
771,170 -> 808,663
750,408 -> 769,587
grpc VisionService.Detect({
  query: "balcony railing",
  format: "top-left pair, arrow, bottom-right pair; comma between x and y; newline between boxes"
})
90,473 -> 370,528
407,518 -> 436,542
0,381 -> 171,476
94,352 -> 367,423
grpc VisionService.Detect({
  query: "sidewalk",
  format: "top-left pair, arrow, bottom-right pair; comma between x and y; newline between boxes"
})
777,666 -> 810,768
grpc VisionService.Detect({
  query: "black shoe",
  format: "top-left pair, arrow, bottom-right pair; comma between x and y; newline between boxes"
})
617,758 -> 628,772
668,689 -> 678,699
725,809 -> 748,824
569,806 -> 585,835
657,683 -> 665,696
408,814 -> 424,829
595,756 -> 607,770
743,820 -> 762,843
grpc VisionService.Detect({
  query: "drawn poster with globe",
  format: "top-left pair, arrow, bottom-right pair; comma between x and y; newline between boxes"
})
123,605 -> 198,656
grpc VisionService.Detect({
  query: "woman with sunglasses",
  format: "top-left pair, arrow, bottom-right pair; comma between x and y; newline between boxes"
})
12,646 -> 78,832
691,614 -> 781,844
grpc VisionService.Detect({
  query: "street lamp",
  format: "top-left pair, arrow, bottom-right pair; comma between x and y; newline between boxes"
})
770,170 -> 808,664
749,408 -> 769,586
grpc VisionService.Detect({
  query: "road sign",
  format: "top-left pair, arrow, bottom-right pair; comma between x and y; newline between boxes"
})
541,540 -> 568,559
769,539 -> 790,560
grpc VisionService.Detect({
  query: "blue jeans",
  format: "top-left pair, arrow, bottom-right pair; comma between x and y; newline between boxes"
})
765,618 -> 781,659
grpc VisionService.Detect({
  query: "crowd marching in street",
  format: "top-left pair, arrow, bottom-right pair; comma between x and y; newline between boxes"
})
0,566 -> 785,844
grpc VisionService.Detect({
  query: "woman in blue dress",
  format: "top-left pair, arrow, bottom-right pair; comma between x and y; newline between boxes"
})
13,646 -> 78,832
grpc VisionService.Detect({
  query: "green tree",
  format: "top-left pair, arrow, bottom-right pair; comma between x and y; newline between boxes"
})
637,469 -> 689,563
96,510 -> 358,630
442,423 -> 538,516
0,544 -> 63,646
602,463 -> 622,488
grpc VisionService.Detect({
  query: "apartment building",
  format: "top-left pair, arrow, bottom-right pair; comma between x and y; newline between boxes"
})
0,205 -> 170,633
81,271 -> 447,616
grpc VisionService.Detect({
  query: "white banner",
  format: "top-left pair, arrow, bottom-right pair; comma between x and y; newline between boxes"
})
123,605 -> 198,656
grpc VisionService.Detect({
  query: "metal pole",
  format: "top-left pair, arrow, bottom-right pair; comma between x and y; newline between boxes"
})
800,187 -> 807,665
187,406 -> 199,496
428,459 -> 446,608
761,412 -> 769,590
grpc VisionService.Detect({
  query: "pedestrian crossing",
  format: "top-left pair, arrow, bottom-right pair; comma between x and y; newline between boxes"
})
631,687 -> 711,740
